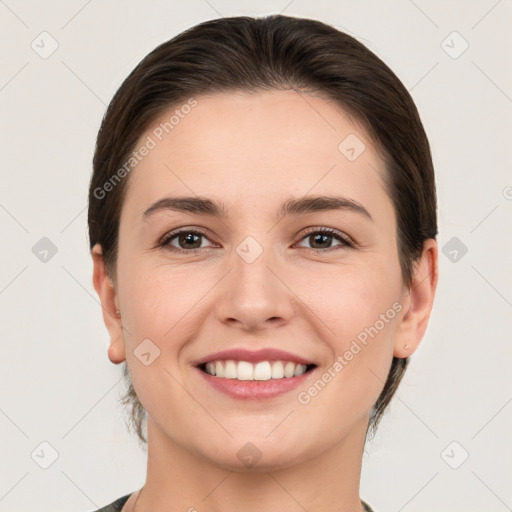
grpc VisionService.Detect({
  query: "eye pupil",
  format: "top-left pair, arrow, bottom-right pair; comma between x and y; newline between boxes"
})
179,233 -> 201,249
310,233 -> 332,249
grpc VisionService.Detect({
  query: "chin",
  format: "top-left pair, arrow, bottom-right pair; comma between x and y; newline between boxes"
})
198,437 -> 312,474
210,453 -> 302,474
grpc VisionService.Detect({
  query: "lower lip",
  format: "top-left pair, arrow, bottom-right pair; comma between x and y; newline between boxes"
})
195,366 -> 316,399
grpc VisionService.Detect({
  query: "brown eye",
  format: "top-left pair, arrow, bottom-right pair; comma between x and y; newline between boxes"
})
296,228 -> 353,251
160,229 -> 213,253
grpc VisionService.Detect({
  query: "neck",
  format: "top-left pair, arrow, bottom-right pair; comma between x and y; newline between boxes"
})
133,417 -> 369,512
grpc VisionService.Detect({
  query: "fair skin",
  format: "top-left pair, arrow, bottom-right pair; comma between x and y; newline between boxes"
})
92,90 -> 438,512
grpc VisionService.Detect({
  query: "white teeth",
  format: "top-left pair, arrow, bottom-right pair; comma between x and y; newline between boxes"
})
284,361 -> 296,378
254,361 -> 272,380
215,361 -> 224,378
202,360 -> 310,380
294,364 -> 307,376
224,360 -> 238,379
237,361 -> 254,380
271,360 -> 284,379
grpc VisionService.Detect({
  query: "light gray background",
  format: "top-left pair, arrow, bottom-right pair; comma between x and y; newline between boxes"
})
1,1 -> 511,511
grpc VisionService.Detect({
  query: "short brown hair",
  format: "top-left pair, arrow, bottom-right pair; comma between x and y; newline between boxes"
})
89,14 -> 437,445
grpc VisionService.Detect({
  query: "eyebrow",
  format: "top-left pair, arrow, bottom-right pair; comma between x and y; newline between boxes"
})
142,195 -> 373,221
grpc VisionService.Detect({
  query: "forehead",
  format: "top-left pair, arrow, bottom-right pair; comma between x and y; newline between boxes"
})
122,90 -> 392,224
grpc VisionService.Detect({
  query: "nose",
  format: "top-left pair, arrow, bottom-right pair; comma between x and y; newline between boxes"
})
214,241 -> 296,332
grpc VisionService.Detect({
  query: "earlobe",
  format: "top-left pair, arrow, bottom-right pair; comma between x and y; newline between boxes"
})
394,239 -> 439,358
91,243 -> 126,364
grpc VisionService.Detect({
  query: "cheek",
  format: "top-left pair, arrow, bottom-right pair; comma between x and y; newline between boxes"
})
302,258 -> 401,338
116,267 -> 192,428
304,261 -> 401,396
117,260 -> 200,343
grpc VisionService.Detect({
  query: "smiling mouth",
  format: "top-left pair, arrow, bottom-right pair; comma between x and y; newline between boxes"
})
197,360 -> 317,381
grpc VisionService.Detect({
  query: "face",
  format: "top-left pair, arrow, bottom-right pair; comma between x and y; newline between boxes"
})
98,90 -> 421,471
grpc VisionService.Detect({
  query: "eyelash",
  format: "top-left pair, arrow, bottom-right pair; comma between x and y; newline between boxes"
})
157,226 -> 355,254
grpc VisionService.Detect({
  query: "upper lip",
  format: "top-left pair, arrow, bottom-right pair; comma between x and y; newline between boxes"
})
192,348 -> 316,367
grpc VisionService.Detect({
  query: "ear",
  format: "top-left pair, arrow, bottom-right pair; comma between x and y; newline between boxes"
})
394,238 -> 439,358
91,243 -> 126,364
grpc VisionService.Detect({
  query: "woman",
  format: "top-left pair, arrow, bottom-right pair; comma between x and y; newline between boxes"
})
89,14 -> 438,512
